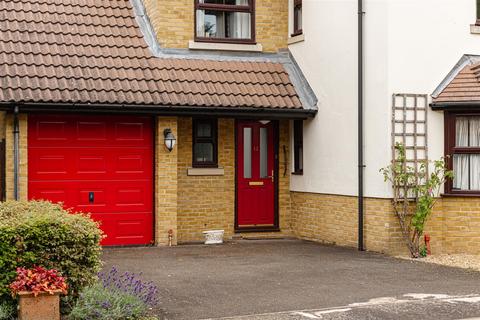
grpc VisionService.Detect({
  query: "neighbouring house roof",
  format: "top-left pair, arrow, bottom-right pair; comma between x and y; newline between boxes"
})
0,0 -> 316,117
431,55 -> 480,109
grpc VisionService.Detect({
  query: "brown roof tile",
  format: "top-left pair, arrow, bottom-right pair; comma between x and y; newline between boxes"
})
0,0 -> 304,110
433,62 -> 480,104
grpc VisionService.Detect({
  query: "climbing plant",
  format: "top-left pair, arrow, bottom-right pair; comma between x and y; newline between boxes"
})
380,143 -> 453,258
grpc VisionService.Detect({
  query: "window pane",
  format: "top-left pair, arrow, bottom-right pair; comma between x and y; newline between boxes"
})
456,117 -> 469,147
294,5 -> 302,31
196,122 -> 212,137
196,10 -> 251,39
470,117 -> 480,147
477,0 -> 480,19
194,143 -> 214,162
243,128 -> 252,179
298,146 -> 303,171
453,154 -> 480,191
260,127 -> 268,178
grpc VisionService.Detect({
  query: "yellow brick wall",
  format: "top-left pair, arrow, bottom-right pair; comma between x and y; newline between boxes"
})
5,113 -> 28,201
177,118 -> 292,242
291,192 -> 480,255
143,0 -> 288,52
255,0 -> 289,52
177,117 -> 235,242
155,117 -> 178,245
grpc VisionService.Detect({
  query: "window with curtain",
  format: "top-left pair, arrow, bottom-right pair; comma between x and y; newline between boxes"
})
292,0 -> 302,36
192,118 -> 218,168
293,120 -> 303,174
445,112 -> 480,194
195,0 -> 254,43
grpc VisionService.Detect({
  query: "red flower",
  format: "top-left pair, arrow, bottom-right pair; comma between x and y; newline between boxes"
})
9,266 -> 68,297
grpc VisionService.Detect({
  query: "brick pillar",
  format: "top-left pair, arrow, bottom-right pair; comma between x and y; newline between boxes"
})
155,117 -> 178,246
5,113 -> 28,201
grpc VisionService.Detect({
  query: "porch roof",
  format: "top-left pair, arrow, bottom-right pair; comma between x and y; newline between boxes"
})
431,55 -> 480,109
0,0 -> 316,118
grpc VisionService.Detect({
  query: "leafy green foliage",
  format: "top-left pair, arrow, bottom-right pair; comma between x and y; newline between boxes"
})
419,245 -> 428,258
0,300 -> 15,320
69,283 -> 149,320
380,143 -> 453,257
0,201 -> 103,303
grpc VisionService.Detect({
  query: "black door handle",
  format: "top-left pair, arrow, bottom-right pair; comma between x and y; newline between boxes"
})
89,192 -> 94,203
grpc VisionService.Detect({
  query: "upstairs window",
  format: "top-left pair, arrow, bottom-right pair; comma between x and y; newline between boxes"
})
477,0 -> 480,25
292,0 -> 302,36
293,120 -> 303,174
193,118 -> 218,168
445,112 -> 480,194
195,0 -> 255,43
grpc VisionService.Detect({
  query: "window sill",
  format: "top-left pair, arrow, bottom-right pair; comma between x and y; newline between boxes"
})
441,193 -> 480,198
470,24 -> 480,34
188,40 -> 263,52
187,167 -> 224,176
288,33 -> 304,45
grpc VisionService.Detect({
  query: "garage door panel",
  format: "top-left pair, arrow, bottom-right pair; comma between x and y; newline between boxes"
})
29,115 -> 152,148
29,148 -> 152,180
28,115 -> 154,246
30,181 -> 151,213
92,213 -> 153,246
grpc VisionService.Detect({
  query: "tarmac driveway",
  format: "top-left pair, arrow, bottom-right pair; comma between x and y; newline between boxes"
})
101,240 -> 480,320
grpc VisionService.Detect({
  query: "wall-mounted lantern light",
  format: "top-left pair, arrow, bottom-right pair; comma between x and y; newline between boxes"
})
163,128 -> 176,152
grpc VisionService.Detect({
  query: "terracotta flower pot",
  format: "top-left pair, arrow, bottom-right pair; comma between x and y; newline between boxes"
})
17,290 -> 62,320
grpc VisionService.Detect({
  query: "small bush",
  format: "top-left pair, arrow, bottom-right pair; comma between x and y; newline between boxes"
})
69,267 -> 158,320
0,200 -> 103,303
0,300 -> 15,320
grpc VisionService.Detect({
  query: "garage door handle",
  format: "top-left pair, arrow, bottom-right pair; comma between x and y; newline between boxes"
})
89,192 -> 94,203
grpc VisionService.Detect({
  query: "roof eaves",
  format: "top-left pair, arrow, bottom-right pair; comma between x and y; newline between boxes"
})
430,100 -> 480,110
431,54 -> 480,99
0,102 -> 316,119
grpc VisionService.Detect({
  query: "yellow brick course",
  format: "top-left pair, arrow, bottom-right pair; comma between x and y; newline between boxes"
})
143,0 -> 288,52
291,192 -> 480,255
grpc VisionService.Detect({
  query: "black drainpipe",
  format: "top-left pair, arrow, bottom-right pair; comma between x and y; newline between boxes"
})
13,106 -> 19,201
357,0 -> 365,251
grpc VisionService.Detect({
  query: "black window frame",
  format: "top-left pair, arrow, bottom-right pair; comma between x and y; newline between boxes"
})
192,118 -> 218,168
194,0 -> 256,44
292,0 -> 303,37
444,110 -> 480,195
293,120 -> 303,174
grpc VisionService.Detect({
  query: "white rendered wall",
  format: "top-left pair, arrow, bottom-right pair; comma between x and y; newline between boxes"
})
289,0 -> 480,198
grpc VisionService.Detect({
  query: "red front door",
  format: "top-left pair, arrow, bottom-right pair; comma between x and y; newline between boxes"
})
28,114 -> 154,246
236,121 -> 276,229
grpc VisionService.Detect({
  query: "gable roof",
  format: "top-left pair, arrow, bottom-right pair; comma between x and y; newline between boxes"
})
0,0 -> 314,116
431,55 -> 480,108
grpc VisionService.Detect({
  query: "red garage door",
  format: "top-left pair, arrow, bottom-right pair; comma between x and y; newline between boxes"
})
28,114 -> 154,246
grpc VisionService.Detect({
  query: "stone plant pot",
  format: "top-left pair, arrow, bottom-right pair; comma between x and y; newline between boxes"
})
18,290 -> 61,320
202,230 -> 224,244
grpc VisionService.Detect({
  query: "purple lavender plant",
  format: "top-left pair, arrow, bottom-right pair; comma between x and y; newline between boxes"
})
98,266 -> 159,307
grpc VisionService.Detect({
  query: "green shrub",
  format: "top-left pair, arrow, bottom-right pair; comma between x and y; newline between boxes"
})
0,200 -> 103,302
0,300 -> 15,320
69,284 -> 147,320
